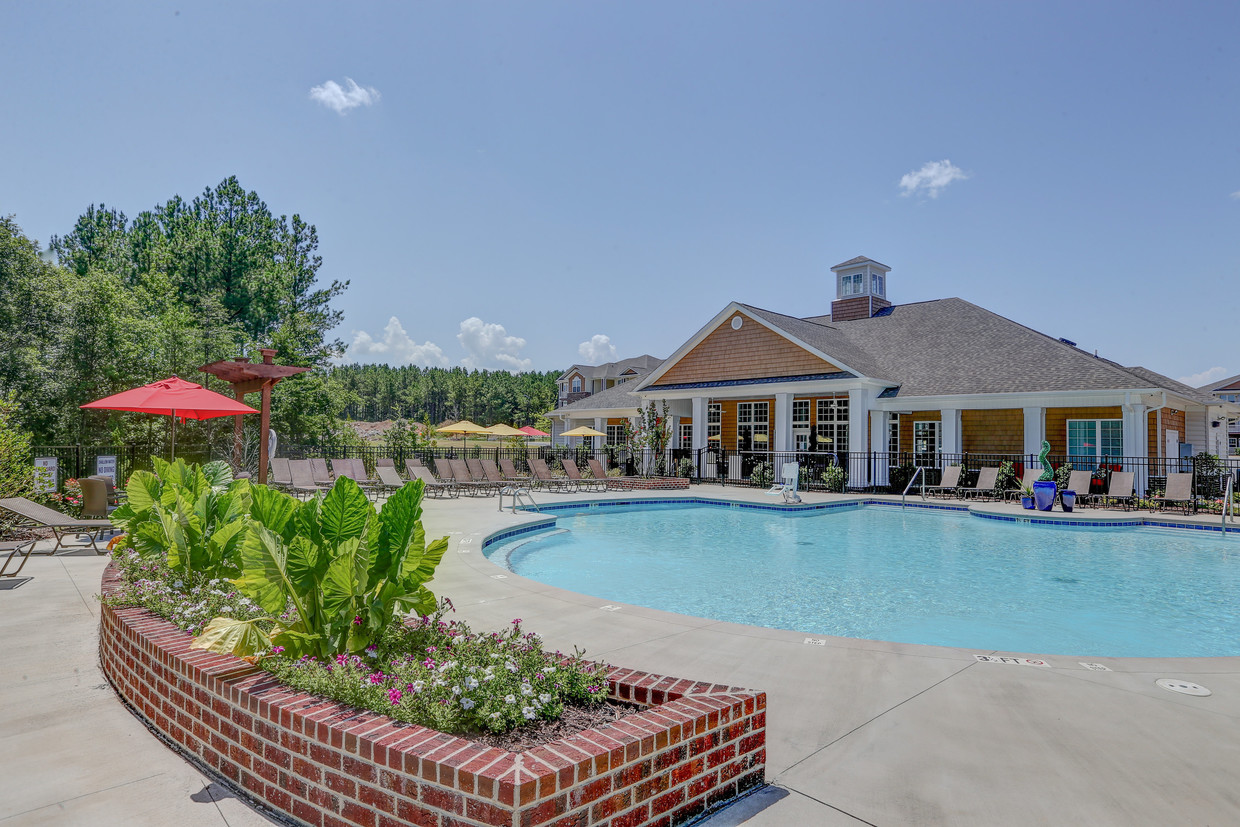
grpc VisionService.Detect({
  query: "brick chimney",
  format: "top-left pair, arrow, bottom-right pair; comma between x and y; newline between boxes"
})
830,257 -> 891,321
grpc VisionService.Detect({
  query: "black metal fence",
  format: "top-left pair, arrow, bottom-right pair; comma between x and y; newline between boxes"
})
690,448 -> 1240,499
29,445 -> 178,491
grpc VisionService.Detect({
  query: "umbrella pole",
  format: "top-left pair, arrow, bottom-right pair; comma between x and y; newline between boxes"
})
171,409 -> 176,460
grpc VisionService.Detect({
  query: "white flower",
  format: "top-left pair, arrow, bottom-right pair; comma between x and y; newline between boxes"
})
490,712 -> 501,719
520,685 -> 533,696
505,661 -> 518,673
522,706 -> 536,719
452,685 -> 462,695
539,693 -> 552,703
465,677 -> 479,689
504,694 -> 516,704
461,697 -> 475,710
545,667 -> 556,674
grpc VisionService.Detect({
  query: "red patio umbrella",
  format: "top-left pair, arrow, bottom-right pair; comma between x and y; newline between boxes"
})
519,425 -> 550,437
81,376 -> 258,458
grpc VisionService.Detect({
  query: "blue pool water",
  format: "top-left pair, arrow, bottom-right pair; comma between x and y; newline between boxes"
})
486,503 -> 1240,657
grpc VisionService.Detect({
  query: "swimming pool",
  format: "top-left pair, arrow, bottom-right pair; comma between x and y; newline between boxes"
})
485,502 -> 1240,658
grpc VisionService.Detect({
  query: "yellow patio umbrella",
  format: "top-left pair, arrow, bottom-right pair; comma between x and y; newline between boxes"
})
438,419 -> 489,448
560,425 -> 606,438
483,423 -> 525,438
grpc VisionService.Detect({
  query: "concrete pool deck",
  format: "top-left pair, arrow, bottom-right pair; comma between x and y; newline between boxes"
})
2,485 -> 1238,825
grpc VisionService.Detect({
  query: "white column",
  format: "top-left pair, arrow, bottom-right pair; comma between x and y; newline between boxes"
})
870,410 -> 890,486
1122,403 -> 1148,465
1023,407 -> 1045,457
594,417 -> 605,451
691,397 -> 708,452
940,408 -> 961,456
774,393 -> 794,453
848,388 -> 872,488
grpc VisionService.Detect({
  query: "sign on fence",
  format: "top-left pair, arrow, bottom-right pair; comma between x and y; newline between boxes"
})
34,457 -> 58,493
96,455 -> 117,482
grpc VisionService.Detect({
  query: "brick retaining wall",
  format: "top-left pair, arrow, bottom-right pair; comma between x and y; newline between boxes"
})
99,566 -> 765,827
604,478 -> 691,491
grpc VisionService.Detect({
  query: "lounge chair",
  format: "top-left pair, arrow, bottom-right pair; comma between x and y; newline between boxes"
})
0,497 -> 114,554
374,465 -> 409,499
453,459 -> 498,495
1099,471 -> 1136,511
561,459 -> 606,491
466,459 -> 503,493
924,465 -> 963,498
268,457 -> 294,491
959,466 -> 1000,500
404,458 -> 425,480
435,458 -> 485,496
287,460 -> 327,497
1151,472 -> 1195,514
406,464 -> 459,498
499,457 -> 529,484
310,458 -> 335,487
376,457 -> 395,468
767,462 -> 802,503
349,459 -> 384,492
1061,470 -> 1095,508
481,458 -> 524,487
1,538 -> 38,577
528,457 -> 576,493
1004,468 -> 1041,501
586,458 -> 616,489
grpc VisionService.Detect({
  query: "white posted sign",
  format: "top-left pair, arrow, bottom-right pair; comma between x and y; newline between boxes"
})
95,455 -> 118,483
34,457 -> 58,493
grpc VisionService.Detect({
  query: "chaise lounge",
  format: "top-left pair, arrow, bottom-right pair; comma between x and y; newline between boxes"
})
0,497 -> 114,554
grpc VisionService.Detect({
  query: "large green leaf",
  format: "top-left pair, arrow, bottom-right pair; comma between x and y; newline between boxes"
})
285,534 -> 326,596
202,460 -> 234,492
320,540 -> 361,624
130,519 -> 169,561
161,510 -> 190,573
235,523 -> 293,614
319,477 -> 371,547
190,617 -> 272,657
123,470 -> 162,514
401,531 -> 448,590
393,584 -> 438,618
250,484 -> 299,540
374,481 -> 419,584
207,518 -> 249,576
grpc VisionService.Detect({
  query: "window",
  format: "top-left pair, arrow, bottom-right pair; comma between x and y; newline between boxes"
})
888,414 -> 900,455
871,273 -> 884,296
571,377 -> 581,393
840,273 -> 864,297
606,424 -> 626,446
679,423 -> 692,449
1067,419 -> 1123,462
707,403 -> 721,445
737,402 -> 769,450
816,397 -> 849,452
1230,435 -> 1240,456
793,400 -> 811,451
913,421 -> 940,465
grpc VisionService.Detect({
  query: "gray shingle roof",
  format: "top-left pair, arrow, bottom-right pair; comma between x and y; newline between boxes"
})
750,298 -> 1195,397
557,355 -> 663,382
1123,367 -> 1222,407
1201,372 -> 1240,393
831,256 -> 889,270
549,382 -> 644,416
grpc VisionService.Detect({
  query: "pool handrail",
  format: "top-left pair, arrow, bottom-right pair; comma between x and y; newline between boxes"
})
902,466 -> 927,509
1224,474 -> 1235,536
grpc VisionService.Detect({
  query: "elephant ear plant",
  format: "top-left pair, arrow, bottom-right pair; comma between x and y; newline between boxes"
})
191,476 -> 449,660
110,458 -> 251,581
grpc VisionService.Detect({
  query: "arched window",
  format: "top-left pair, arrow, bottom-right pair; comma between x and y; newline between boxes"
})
571,377 -> 582,393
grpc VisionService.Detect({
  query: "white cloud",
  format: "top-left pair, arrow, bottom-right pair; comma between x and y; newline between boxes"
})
577,334 -> 618,363
347,316 -> 450,367
309,78 -> 381,115
899,159 -> 969,199
457,317 -> 532,372
1177,366 -> 1230,388
1231,190 -> 1240,200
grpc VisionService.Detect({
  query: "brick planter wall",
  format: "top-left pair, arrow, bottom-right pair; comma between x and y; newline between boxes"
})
604,477 -> 692,491
99,566 -> 765,827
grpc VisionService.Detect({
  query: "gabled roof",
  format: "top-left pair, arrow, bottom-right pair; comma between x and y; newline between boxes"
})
1122,367 -> 1222,407
557,354 -> 663,383
831,256 -> 890,271
548,382 -> 643,416
640,296 -> 1216,400
1201,372 -> 1240,393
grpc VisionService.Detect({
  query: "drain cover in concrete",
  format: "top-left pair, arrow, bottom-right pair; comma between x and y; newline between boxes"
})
1156,679 -> 1211,696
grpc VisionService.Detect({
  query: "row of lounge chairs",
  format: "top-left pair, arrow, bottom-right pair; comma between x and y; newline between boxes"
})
923,466 -> 1147,510
267,456 -> 617,500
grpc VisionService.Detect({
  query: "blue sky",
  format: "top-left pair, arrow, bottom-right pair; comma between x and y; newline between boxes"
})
3,2 -> 1238,385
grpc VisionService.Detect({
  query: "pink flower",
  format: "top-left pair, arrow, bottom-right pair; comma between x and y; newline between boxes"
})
388,688 -> 403,705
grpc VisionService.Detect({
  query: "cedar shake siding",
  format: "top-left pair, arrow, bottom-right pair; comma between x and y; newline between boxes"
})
962,409 -> 1024,455
899,411 -> 942,449
651,314 -> 841,387
1149,408 -> 1186,459
829,295 -> 892,322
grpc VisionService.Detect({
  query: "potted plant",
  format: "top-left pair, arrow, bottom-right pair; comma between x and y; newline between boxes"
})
1019,482 -> 1035,509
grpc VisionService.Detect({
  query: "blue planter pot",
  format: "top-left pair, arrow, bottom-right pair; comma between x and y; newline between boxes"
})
1021,496 -> 1035,509
1033,480 -> 1057,512
1061,490 -> 1076,512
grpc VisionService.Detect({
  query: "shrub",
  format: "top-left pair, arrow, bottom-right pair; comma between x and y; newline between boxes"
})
995,461 -> 1017,494
46,477 -> 83,518
1054,462 -> 1073,491
750,461 -> 773,488
821,464 -> 847,493
0,393 -> 40,508
676,457 -> 695,478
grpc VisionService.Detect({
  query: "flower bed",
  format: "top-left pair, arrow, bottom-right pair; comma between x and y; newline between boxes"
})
603,477 -> 691,491
99,564 -> 766,827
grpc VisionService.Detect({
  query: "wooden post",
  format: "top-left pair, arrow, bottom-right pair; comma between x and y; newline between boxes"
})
259,381 -> 271,484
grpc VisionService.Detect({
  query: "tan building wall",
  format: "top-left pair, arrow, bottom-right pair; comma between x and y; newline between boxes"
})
961,409 -> 1024,454
715,398 -> 775,449
1148,408 -> 1185,459
1044,406 -> 1123,454
652,314 -> 839,387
